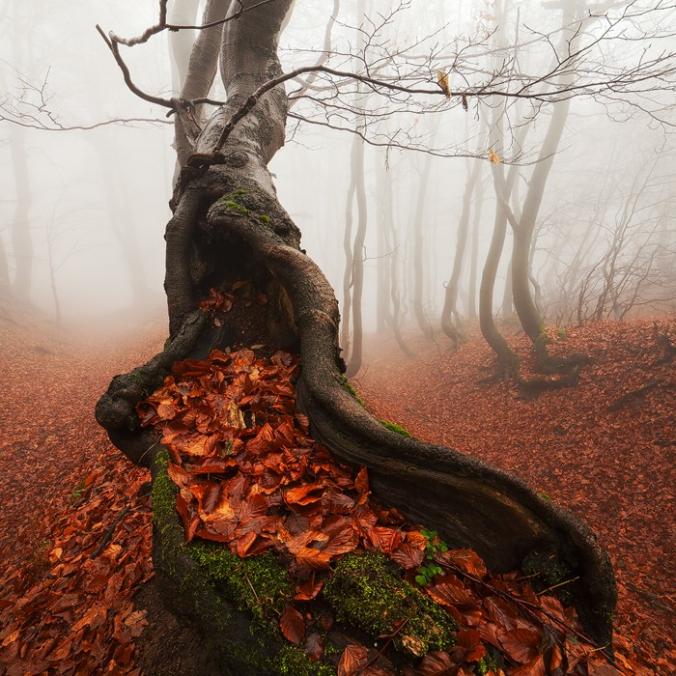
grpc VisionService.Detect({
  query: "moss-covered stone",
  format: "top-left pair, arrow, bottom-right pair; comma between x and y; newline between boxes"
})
324,552 -> 455,657
380,420 -> 411,437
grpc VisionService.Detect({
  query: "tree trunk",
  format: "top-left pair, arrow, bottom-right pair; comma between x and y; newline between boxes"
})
410,140 -> 437,339
340,177 -> 356,361
441,157 -> 482,347
467,174 -> 483,321
501,256 -> 514,318
9,124 -> 32,305
376,151 -> 393,334
510,5 -> 574,350
479,193 -> 517,370
96,1 -> 615,669
345,120 -> 368,377
168,0 -> 201,94
510,97 -> 570,368
479,100 -> 526,370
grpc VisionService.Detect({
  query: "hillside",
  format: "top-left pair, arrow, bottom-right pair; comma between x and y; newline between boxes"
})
0,316 -> 673,673
359,318 -> 676,671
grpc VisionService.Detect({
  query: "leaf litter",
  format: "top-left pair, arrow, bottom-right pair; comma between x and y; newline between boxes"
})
0,313 -> 670,673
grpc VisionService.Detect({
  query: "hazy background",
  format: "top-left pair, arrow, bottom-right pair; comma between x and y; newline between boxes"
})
1,0 -> 674,330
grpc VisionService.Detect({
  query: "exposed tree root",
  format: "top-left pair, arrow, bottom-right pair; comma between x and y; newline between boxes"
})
98,177 -> 616,648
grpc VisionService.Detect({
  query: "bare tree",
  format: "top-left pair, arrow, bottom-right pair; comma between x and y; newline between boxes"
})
92,3 -> 637,664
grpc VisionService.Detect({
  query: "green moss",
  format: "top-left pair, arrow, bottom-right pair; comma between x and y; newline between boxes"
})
259,214 -> 271,224
337,374 -> 365,407
380,420 -> 411,437
277,646 -> 335,676
70,477 -> 87,502
189,543 -> 292,620
522,549 -> 575,604
219,189 -> 251,216
324,552 -> 455,657
152,451 -> 291,621
476,646 -> 503,674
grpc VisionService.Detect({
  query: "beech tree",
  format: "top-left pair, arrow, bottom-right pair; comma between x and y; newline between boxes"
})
92,2 -> 627,666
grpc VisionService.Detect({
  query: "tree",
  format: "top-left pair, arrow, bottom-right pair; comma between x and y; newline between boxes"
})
94,3 -> 619,666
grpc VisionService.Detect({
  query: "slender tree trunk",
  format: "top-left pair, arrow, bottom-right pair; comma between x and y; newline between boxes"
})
467,175 -> 483,321
345,129 -> 367,377
340,177 -> 356,360
342,0 -> 368,376
412,163 -> 434,339
480,100 -> 527,370
480,196 -> 517,370
375,151 -> 393,333
441,157 -> 482,347
386,167 -> 414,358
501,257 -> 514,317
9,124 -> 32,305
46,237 -> 62,325
510,97 -> 570,343
168,0 -> 200,93
510,5 -> 574,347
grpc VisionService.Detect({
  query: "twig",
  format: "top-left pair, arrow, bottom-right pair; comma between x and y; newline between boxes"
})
536,575 -> 580,596
90,506 -> 131,558
357,617 -> 410,675
436,559 -> 620,669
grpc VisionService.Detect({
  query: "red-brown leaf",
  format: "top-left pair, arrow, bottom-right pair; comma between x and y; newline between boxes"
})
338,644 -> 369,676
279,605 -> 305,645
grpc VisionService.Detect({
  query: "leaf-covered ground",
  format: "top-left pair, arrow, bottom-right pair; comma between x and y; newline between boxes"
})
0,315 -> 673,673
0,317 -> 163,674
358,318 -> 676,674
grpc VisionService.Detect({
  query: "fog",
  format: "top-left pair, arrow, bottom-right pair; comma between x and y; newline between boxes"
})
1,0 -> 674,336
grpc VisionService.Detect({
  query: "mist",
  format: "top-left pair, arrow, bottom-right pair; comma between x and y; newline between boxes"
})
1,1 -> 675,673
2,1 -> 673,333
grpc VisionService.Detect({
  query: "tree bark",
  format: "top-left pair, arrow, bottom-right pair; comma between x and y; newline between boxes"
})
410,134 -> 438,339
174,0 -> 232,169
345,134 -> 367,377
376,151 -> 393,334
510,4 -> 574,349
441,157 -> 482,347
467,173 -> 483,321
9,123 -> 32,305
96,1 -> 616,667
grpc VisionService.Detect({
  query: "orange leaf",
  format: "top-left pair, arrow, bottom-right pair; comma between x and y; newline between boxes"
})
279,605 -> 305,645
338,644 -> 369,676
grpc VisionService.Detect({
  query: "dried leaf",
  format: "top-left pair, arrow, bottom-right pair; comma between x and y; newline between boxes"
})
279,605 -> 305,645
436,70 -> 451,98
338,644 -> 369,676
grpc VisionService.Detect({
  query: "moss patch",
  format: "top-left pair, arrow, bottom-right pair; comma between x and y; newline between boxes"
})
380,420 -> 411,437
219,189 -> 251,217
324,552 -> 455,657
277,646 -> 335,676
189,543 -> 292,620
337,374 -> 365,407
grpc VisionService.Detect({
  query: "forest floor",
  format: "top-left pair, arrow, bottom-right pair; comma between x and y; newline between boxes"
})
0,314 -> 673,673
358,318 -> 675,673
